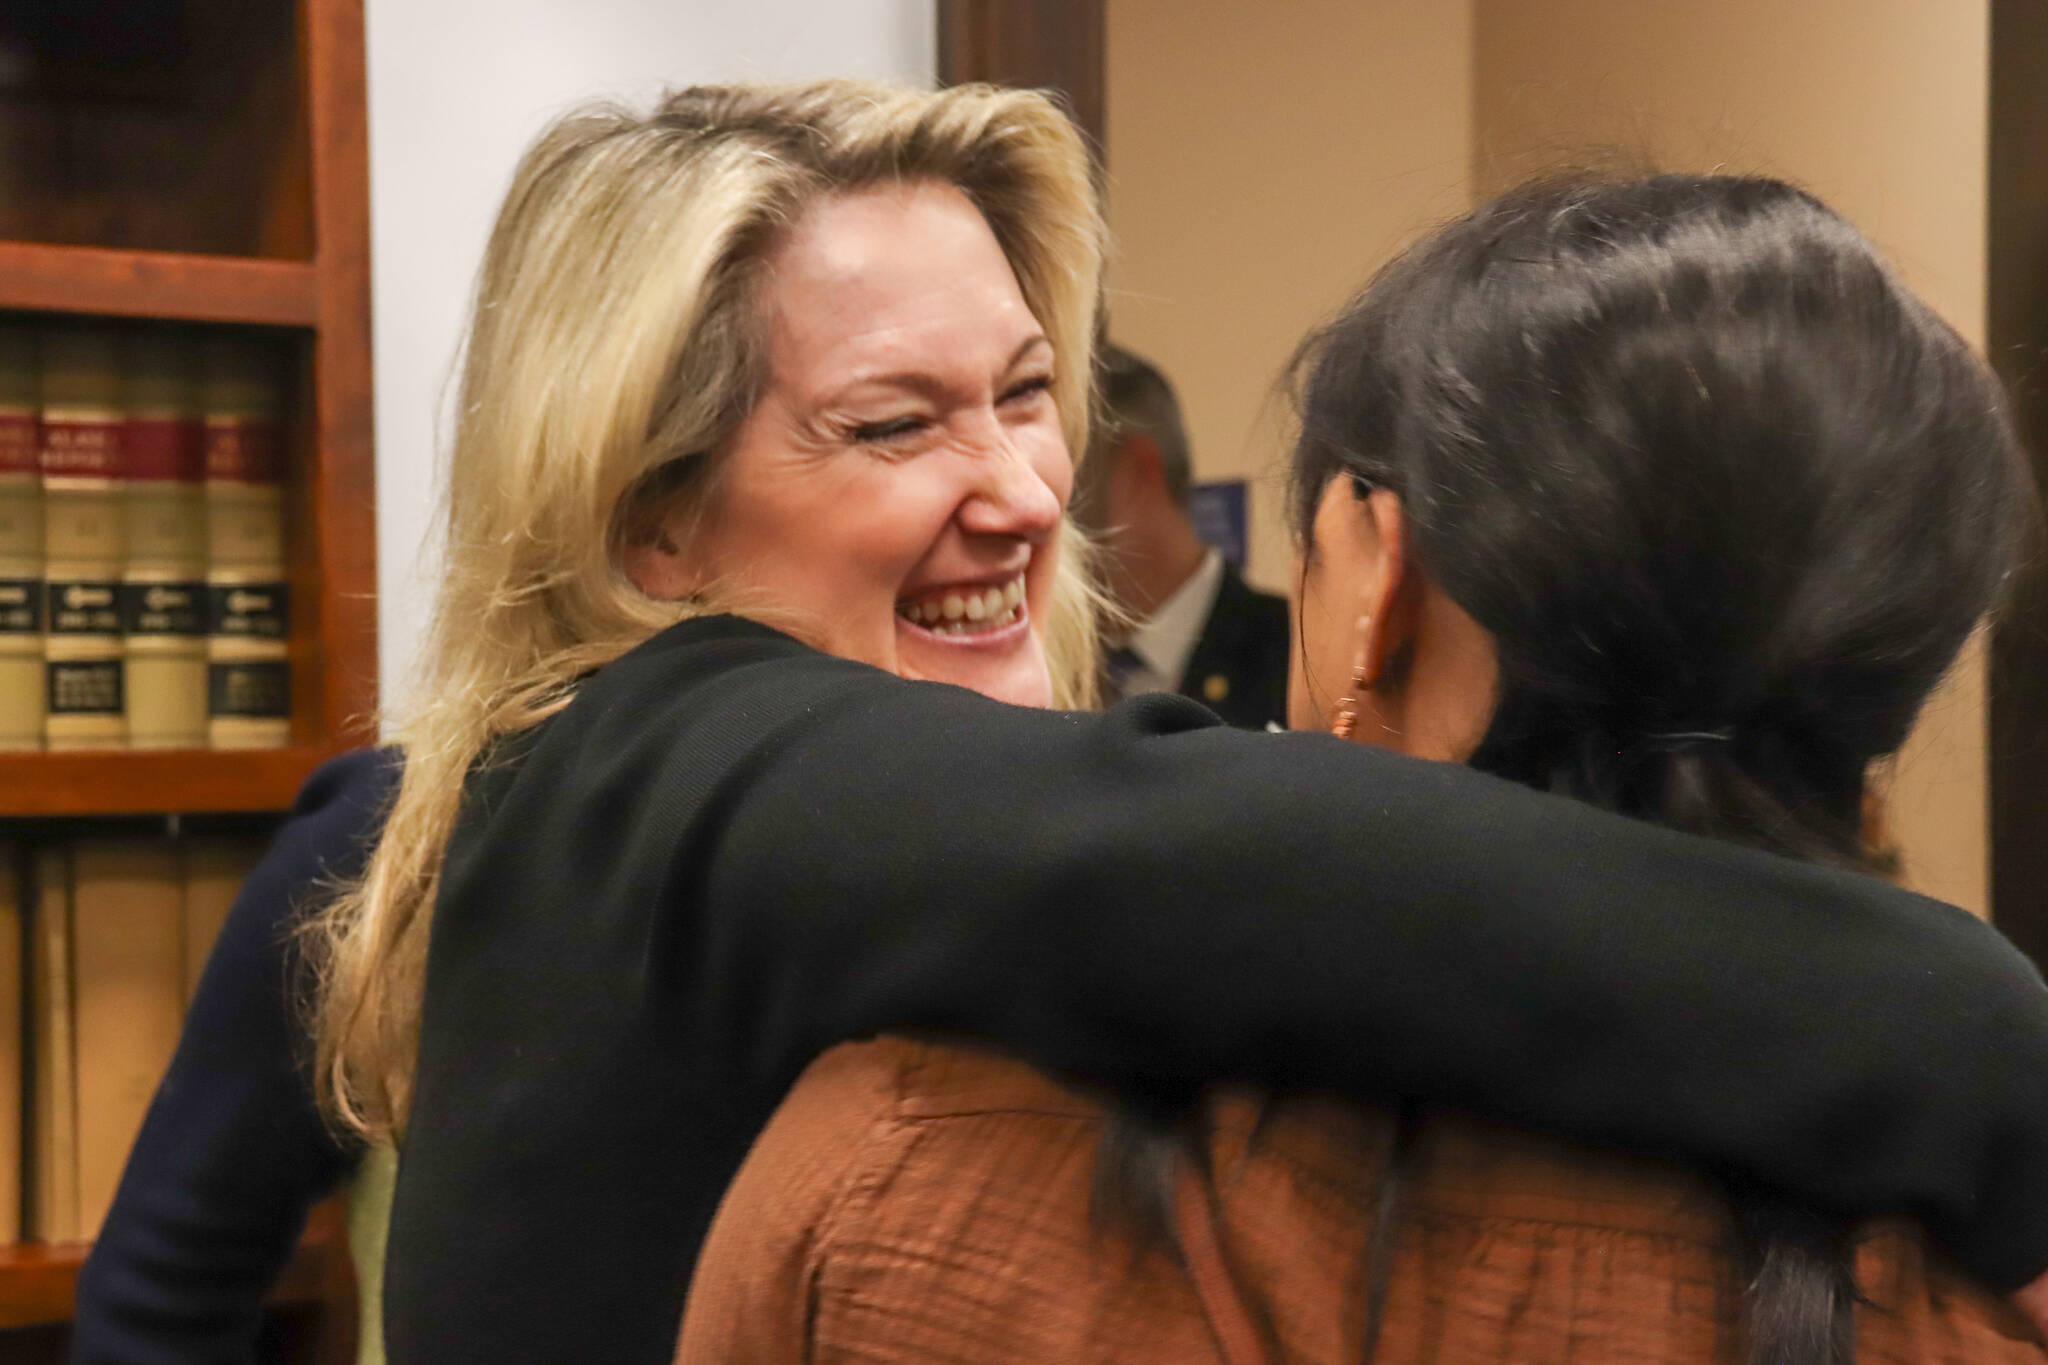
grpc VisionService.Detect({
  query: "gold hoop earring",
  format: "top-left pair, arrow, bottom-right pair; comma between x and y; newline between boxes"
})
1330,663 -> 1369,739
1330,614 -> 1373,739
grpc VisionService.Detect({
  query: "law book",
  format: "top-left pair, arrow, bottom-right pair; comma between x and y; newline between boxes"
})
0,322 -> 43,750
71,837 -> 185,1240
41,323 -> 127,750
0,844 -> 24,1243
201,336 -> 289,750
181,835 -> 262,1005
122,329 -> 208,749
28,843 -> 78,1243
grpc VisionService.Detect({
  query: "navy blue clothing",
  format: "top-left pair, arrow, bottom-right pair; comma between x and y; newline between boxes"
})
72,750 -> 400,1365
1175,562 -> 1289,730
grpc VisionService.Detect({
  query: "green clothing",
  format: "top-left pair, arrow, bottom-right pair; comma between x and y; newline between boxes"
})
346,1145 -> 396,1365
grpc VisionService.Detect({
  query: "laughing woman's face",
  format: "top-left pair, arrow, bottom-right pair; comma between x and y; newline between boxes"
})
643,178 -> 1071,709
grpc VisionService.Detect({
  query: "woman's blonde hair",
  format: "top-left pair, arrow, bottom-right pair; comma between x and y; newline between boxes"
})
309,79 -> 1108,1143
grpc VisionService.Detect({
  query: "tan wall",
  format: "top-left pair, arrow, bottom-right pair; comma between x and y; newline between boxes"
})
1104,0 -> 1475,595
1471,0 -> 1995,913
1108,0 -> 1995,913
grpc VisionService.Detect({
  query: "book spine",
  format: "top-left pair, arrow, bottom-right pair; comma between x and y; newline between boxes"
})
0,324 -> 43,751
29,843 -> 77,1243
70,837 -> 185,1240
40,324 -> 127,751
122,330 -> 208,750
180,835 -> 261,1006
0,843 -> 22,1243
201,337 -> 289,750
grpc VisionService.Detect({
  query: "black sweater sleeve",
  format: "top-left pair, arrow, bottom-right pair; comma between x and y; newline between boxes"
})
71,750 -> 400,1365
390,619 -> 2048,1365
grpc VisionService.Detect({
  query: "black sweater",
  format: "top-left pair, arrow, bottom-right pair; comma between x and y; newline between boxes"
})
388,615 -> 2048,1365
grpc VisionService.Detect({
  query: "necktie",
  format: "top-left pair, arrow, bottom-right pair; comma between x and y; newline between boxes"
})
1102,645 -> 1146,702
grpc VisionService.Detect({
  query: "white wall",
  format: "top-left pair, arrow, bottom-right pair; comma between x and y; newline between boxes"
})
365,0 -> 936,722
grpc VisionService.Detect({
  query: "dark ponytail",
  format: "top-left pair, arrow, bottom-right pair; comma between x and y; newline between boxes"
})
1290,174 -> 2030,867
1275,172 -> 2032,1364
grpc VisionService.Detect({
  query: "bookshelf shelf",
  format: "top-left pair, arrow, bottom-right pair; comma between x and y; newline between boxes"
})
0,1219 -> 336,1331
0,747 -> 343,817
0,244 -> 320,330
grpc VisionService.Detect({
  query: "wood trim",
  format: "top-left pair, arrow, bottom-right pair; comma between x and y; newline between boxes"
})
303,0 -> 380,748
0,244 -> 319,327
0,747 -> 345,817
1989,0 -> 2048,948
936,0 -> 1106,155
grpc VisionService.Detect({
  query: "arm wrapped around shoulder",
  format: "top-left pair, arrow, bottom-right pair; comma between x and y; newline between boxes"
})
651,637 -> 2048,1292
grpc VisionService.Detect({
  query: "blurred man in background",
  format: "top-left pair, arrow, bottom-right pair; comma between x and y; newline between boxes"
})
1085,345 -> 1289,728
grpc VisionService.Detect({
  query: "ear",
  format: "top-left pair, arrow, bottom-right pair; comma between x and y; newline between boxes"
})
1115,433 -> 1165,494
621,512 -> 703,601
1355,487 -> 1416,691
1860,782 -> 1894,853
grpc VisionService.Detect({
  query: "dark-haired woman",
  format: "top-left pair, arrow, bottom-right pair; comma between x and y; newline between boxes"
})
675,173 -> 2047,1364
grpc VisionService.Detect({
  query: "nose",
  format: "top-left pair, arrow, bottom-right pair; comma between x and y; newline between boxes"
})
958,438 -> 1064,543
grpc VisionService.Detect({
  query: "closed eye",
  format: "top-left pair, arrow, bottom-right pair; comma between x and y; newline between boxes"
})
1001,375 -> 1053,405
849,415 -> 929,445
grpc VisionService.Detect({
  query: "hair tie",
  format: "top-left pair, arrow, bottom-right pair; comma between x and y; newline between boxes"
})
1640,728 -> 1735,750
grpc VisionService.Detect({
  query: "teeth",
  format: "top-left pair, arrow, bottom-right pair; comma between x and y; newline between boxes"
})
911,604 -> 1021,636
898,575 -> 1026,636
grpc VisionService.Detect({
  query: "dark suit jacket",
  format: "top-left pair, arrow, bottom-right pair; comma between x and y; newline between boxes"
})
1177,563 -> 1290,729
387,615 -> 2048,1365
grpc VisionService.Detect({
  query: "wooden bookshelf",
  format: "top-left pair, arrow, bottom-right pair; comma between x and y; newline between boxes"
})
0,0 -> 374,1355
0,0 -> 377,817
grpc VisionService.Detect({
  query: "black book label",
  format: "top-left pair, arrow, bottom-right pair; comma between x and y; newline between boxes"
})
120,582 -> 205,636
48,660 -> 124,716
0,578 -> 41,633
206,583 -> 289,639
47,580 -> 120,634
208,661 -> 289,718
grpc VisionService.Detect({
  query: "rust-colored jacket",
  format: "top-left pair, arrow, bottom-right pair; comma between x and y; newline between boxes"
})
677,1037 -> 2040,1364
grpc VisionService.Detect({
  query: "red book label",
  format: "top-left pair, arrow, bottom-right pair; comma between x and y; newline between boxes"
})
126,416 -> 205,483
0,412 -> 34,476
41,418 -> 124,480
204,418 -> 284,485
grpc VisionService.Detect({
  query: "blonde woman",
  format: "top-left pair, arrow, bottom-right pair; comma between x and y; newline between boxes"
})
305,83 -> 2048,1365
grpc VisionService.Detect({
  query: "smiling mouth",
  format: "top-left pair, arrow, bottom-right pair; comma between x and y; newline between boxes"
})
895,573 -> 1027,637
